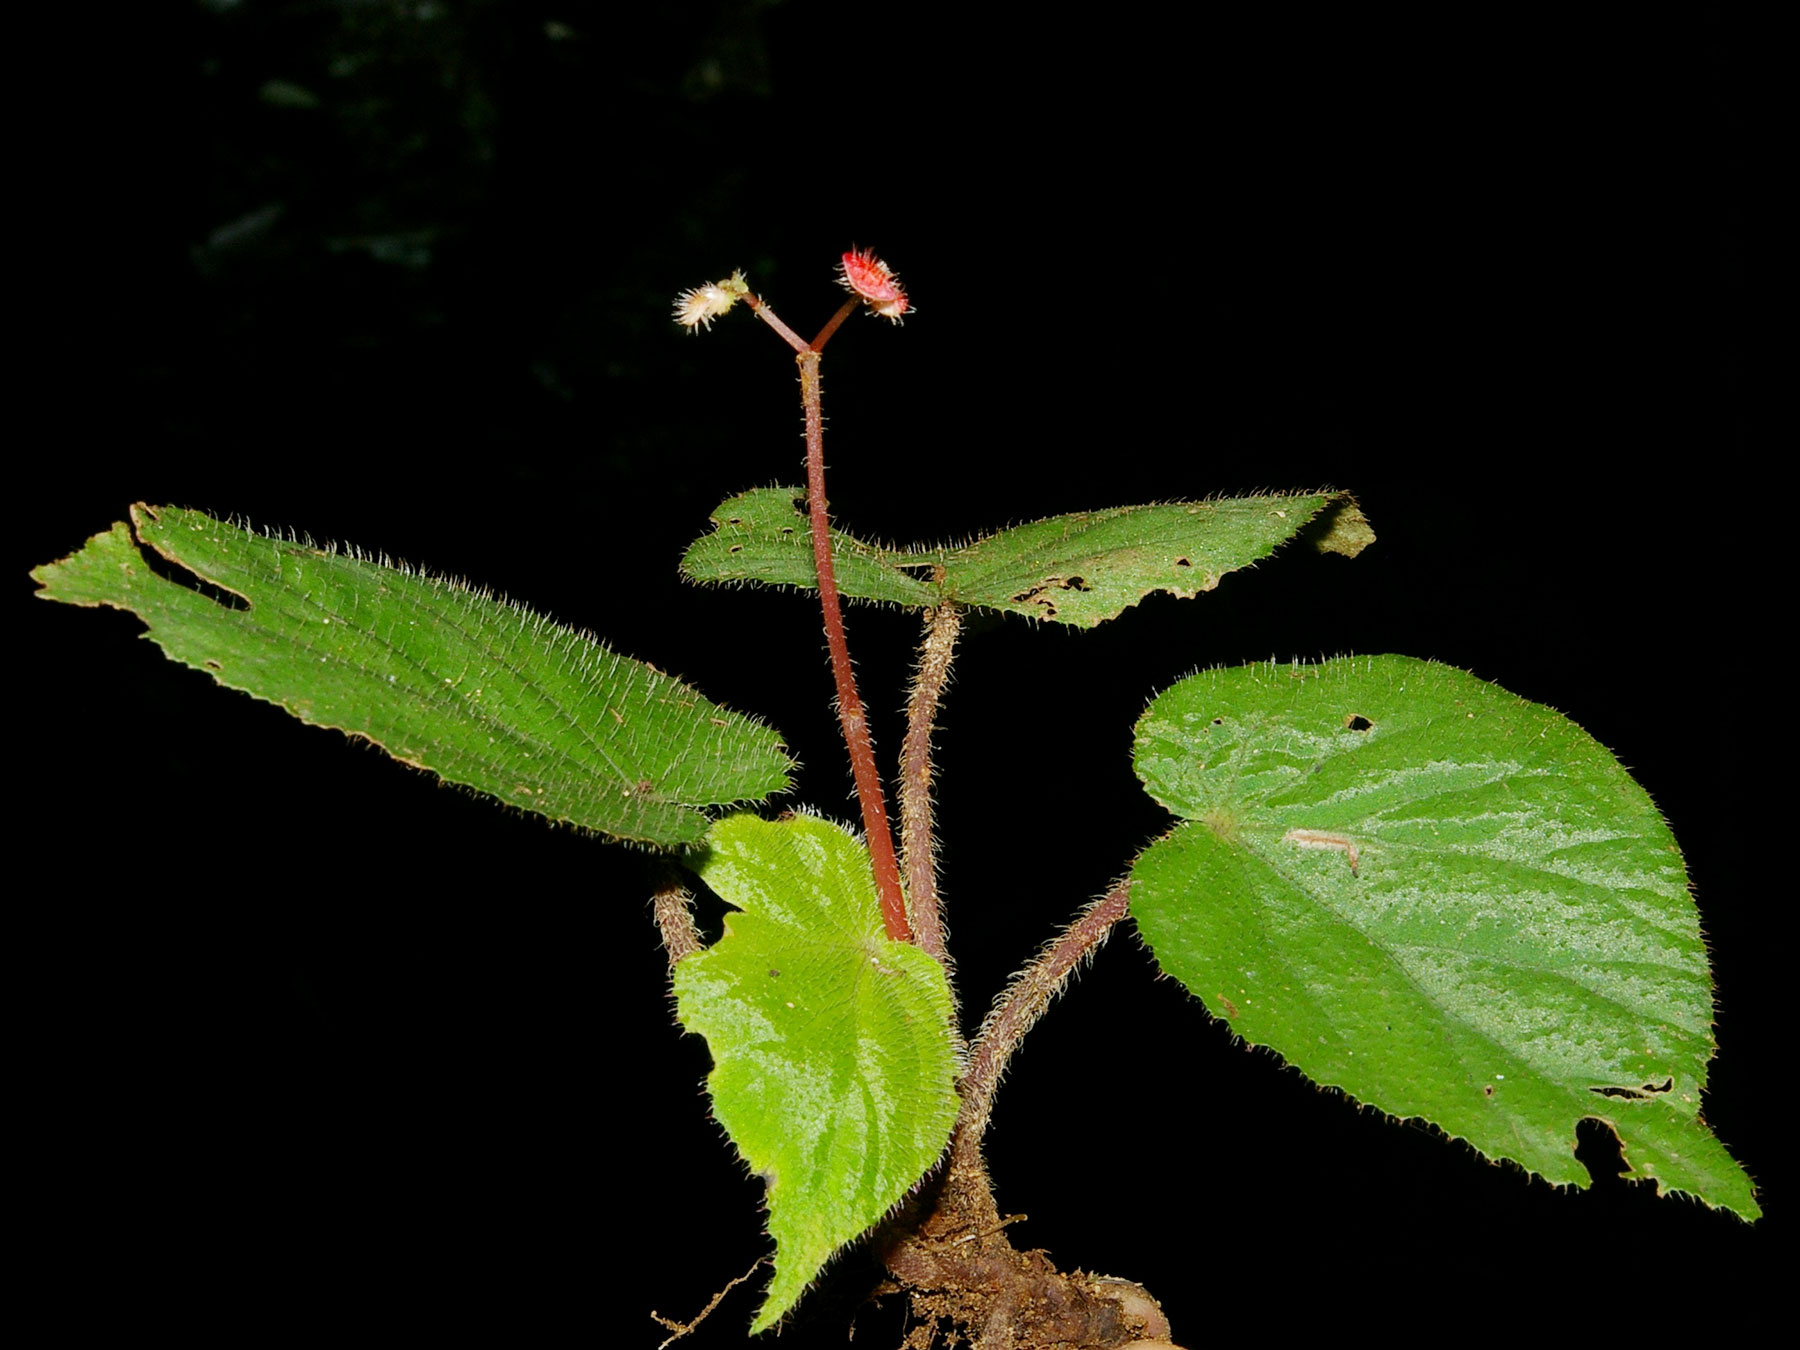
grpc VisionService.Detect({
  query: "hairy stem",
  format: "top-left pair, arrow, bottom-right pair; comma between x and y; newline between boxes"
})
651,872 -> 702,968
798,349 -> 910,942
742,293 -> 808,353
952,879 -> 1134,1169
900,603 -> 962,967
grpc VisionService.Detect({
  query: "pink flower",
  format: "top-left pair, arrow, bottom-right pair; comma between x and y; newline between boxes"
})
837,249 -> 910,322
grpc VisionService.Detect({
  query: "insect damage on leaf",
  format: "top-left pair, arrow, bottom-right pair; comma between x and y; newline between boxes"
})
682,488 -> 1375,629
1281,827 -> 1360,875
1130,655 -> 1759,1219
32,506 -> 794,848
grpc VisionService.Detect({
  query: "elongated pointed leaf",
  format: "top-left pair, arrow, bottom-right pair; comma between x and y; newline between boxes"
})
936,493 -> 1369,625
682,488 -> 1370,627
32,506 -> 792,847
1129,655 -> 1758,1217
673,813 -> 959,1332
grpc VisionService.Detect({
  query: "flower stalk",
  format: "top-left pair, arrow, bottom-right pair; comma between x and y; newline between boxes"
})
673,254 -> 917,944
797,349 -> 910,940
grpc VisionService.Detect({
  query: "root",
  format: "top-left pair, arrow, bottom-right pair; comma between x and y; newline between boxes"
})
649,1258 -> 766,1347
874,1154 -> 1182,1349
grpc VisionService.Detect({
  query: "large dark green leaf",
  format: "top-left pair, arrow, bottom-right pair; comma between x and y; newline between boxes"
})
1130,655 -> 1758,1217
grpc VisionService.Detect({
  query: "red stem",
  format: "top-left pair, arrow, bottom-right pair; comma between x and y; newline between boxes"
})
809,296 -> 862,352
799,349 -> 910,941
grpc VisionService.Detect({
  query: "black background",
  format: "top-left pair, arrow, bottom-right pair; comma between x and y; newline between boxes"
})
22,4 -> 1767,1342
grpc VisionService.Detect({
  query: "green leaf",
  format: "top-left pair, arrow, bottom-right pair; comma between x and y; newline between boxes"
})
1129,655 -> 1758,1218
936,493 -> 1369,627
32,506 -> 792,848
682,487 -> 1370,627
680,487 -> 938,607
673,813 -> 959,1332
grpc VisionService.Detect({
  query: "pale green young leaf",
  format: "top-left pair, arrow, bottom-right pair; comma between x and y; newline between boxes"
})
1129,656 -> 1757,1217
673,813 -> 959,1333
32,506 -> 792,848
681,487 -> 1369,627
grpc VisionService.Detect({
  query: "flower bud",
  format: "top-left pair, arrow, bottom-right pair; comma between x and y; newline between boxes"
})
673,269 -> 751,331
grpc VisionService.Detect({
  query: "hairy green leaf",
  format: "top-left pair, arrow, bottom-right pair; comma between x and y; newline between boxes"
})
680,487 -> 937,607
682,487 -> 1370,627
32,506 -> 792,847
936,494 -> 1369,626
1130,655 -> 1758,1217
673,813 -> 959,1332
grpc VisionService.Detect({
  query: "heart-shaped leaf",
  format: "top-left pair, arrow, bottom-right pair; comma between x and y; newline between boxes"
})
673,813 -> 960,1331
1130,655 -> 1757,1217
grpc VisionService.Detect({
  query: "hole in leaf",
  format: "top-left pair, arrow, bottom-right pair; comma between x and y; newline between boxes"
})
129,529 -> 250,612
1173,556 -> 1192,568
1588,1076 -> 1674,1100
726,517 -> 743,526
1574,1117 -> 1631,1185
203,659 -> 223,671
1483,1085 -> 1495,1096
1062,575 -> 1091,592
728,545 -> 743,554
1344,714 -> 1374,731
1211,717 -> 1225,726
